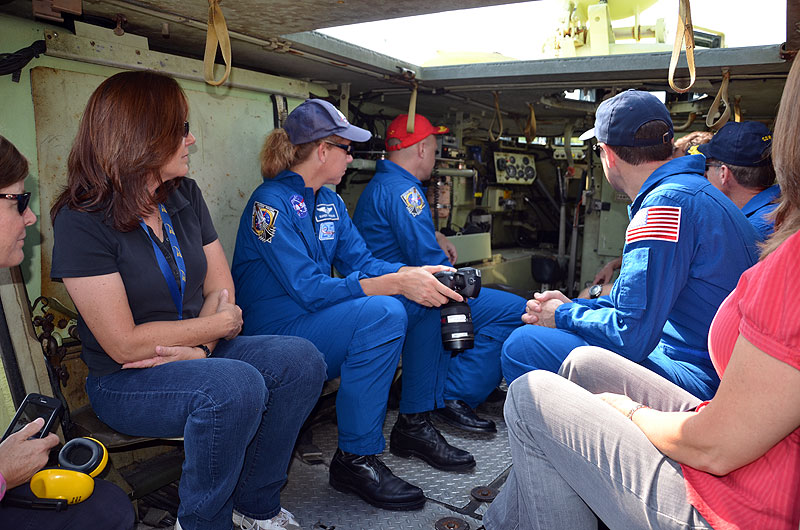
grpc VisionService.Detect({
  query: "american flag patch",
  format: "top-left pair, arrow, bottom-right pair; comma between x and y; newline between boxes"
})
625,206 -> 681,244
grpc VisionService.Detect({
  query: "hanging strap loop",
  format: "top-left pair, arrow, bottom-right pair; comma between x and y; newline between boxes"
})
488,91 -> 504,142
668,0 -> 696,93
706,69 -> 731,130
204,0 -> 232,86
407,81 -> 418,133
523,103 -> 537,144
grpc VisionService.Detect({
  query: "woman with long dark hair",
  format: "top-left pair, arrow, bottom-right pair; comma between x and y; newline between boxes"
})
50,71 -> 326,530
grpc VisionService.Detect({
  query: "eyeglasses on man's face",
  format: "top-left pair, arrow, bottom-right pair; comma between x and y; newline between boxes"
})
325,141 -> 354,156
592,143 -> 604,156
1,192 -> 31,214
705,162 -> 722,173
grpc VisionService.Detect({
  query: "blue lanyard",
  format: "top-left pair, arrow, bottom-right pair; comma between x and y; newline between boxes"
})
139,204 -> 187,319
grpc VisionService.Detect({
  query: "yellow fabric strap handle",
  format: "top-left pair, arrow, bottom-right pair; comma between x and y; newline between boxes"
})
523,103 -> 537,144
407,82 -> 418,133
706,69 -> 731,130
204,0 -> 232,86
668,0 -> 696,93
488,91 -> 504,142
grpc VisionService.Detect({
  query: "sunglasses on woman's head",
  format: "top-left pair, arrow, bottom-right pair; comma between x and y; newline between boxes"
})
1,192 -> 31,214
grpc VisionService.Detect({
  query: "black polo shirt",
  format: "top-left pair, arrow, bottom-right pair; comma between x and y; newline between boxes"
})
51,178 -> 218,376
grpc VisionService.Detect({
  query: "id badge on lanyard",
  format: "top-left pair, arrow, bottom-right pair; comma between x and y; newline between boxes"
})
139,204 -> 187,319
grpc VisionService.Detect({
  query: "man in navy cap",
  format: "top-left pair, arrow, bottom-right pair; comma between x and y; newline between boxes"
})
500,90 -> 760,400
698,121 -> 779,239
353,114 -> 527,434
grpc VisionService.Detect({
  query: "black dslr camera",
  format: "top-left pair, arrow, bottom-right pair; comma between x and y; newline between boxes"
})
433,267 -> 482,353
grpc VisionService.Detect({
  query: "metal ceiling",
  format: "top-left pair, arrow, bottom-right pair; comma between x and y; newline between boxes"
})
1,0 -> 793,138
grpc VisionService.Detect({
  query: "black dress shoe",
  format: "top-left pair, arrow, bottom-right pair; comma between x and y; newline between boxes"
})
390,413 -> 476,471
431,400 -> 497,433
329,448 -> 425,511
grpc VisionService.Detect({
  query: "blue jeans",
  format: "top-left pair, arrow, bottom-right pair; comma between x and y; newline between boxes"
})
484,347 -> 712,530
86,335 -> 326,530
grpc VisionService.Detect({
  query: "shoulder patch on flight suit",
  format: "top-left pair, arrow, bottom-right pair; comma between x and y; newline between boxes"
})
290,194 -> 308,218
315,203 -> 339,222
401,187 -> 426,217
251,201 -> 278,243
626,206 -> 681,244
318,221 -> 335,241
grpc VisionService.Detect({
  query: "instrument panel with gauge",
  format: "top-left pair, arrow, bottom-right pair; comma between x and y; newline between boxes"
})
494,152 -> 537,184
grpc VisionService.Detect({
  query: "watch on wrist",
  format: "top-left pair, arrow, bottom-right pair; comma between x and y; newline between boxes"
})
197,344 -> 212,358
589,284 -> 603,299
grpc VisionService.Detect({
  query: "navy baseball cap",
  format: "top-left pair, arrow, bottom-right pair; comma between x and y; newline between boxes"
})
579,90 -> 674,147
697,121 -> 772,167
283,98 -> 371,145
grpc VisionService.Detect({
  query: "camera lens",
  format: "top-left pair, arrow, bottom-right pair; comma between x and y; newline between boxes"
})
440,301 -> 474,352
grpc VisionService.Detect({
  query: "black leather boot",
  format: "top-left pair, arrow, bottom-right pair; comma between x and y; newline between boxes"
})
329,448 -> 425,511
431,400 -> 497,433
390,412 -> 476,471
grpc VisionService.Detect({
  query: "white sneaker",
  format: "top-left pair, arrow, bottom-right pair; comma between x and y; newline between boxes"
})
233,508 -> 301,530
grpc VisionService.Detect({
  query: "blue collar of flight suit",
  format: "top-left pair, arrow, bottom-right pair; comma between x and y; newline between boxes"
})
375,159 -> 425,188
627,154 -> 706,220
741,184 -> 780,218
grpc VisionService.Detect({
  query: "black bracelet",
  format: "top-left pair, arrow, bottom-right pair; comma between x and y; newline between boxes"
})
197,344 -> 212,358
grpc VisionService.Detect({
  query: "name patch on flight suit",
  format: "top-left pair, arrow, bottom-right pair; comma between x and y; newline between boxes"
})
252,201 -> 279,243
315,203 -> 339,222
401,187 -> 426,217
319,221 -> 335,241
290,194 -> 308,218
626,206 -> 681,244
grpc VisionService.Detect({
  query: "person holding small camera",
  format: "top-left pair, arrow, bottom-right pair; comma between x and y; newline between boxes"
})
353,114 -> 527,432
232,99 -> 477,512
0,135 -> 134,529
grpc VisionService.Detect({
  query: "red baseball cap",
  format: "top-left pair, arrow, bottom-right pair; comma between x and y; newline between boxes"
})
386,114 -> 450,151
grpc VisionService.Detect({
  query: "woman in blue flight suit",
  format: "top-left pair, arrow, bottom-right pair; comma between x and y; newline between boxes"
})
231,99 -> 475,512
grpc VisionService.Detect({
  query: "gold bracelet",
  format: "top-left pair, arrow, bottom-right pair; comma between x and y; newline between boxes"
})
627,403 -> 649,420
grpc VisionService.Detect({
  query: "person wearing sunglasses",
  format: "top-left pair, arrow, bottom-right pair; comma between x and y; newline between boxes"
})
50,72 -> 326,530
232,99 -> 475,512
0,135 -> 135,529
697,121 -> 780,240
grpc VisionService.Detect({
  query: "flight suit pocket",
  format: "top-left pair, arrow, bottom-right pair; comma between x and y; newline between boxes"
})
615,247 -> 649,310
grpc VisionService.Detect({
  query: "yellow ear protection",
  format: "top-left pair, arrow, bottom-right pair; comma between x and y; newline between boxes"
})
29,437 -> 108,505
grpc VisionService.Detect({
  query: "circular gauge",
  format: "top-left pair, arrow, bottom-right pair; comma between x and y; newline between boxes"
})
496,158 -> 506,171
524,166 -> 535,179
506,165 -> 517,177
522,157 -> 530,165
509,156 -> 516,164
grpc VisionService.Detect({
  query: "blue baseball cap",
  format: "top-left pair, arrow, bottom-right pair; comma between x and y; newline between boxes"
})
283,98 -> 371,145
579,90 -> 673,147
697,121 -> 772,167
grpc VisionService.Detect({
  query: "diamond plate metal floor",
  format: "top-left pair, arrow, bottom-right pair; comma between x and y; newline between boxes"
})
281,399 -> 511,530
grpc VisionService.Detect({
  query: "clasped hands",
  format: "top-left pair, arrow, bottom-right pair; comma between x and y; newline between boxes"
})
522,290 -> 570,328
122,289 -> 241,369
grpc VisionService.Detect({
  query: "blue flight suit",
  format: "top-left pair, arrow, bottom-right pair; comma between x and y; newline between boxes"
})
353,159 -> 527,408
742,183 -> 780,240
232,170 -> 430,456
501,155 -> 760,400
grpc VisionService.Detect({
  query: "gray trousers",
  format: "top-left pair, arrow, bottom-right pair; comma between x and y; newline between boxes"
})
484,346 -> 714,530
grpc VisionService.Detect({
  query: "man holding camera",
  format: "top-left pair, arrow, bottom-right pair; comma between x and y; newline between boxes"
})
353,114 -> 526,432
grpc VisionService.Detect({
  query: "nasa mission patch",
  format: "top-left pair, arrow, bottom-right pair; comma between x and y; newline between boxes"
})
252,201 -> 279,243
401,187 -> 426,217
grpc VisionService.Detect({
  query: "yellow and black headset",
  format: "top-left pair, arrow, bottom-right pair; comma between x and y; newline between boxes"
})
11,437 -> 109,510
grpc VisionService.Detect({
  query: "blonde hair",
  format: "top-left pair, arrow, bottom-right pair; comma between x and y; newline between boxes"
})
760,59 -> 800,258
259,130 -> 345,179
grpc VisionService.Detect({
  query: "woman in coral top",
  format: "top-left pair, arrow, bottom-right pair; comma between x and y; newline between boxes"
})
484,66 -> 800,530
